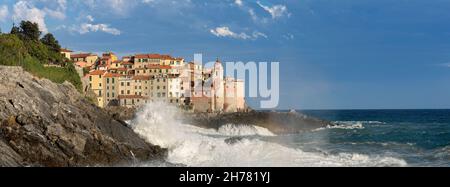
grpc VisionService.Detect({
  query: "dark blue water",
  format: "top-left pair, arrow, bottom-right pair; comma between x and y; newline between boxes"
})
286,110 -> 450,166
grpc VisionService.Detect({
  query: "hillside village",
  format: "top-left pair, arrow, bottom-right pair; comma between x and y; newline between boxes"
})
61,49 -> 247,113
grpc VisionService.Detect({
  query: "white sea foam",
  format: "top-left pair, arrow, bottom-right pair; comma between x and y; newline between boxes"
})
130,102 -> 407,167
314,122 -> 365,131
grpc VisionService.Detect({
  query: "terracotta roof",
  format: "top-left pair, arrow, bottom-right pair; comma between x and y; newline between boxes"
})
104,73 -> 122,78
71,53 -> 96,58
121,62 -> 133,65
89,70 -> 105,76
147,64 -> 172,69
118,95 -> 147,99
60,48 -> 73,52
132,75 -> 151,80
135,54 -> 174,60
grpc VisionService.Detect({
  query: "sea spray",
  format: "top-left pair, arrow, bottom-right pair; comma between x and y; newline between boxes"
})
131,102 -> 408,167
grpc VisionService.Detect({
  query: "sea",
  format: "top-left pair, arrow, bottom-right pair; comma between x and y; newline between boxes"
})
130,103 -> 450,167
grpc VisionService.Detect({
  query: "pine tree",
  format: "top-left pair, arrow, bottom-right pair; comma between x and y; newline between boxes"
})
41,33 -> 61,52
19,21 -> 41,41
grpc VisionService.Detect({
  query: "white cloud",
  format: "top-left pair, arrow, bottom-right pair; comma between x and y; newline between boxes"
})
256,1 -> 290,19
210,26 -> 267,40
12,1 -> 48,33
0,5 -> 8,22
82,0 -> 141,15
79,23 -> 121,35
42,0 -> 67,20
234,0 -> 243,7
142,0 -> 155,4
86,15 -> 95,22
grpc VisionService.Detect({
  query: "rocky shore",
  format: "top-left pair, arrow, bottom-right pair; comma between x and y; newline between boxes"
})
106,106 -> 332,135
185,111 -> 332,134
0,66 -> 166,167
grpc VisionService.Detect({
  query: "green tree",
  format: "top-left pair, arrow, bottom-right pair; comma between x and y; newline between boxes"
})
10,24 -> 20,35
19,21 -> 41,41
41,33 -> 61,53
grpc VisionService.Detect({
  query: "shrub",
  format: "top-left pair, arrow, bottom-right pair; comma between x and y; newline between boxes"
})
0,34 -> 82,91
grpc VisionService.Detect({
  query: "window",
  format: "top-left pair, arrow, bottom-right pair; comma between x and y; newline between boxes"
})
107,78 -> 109,84
99,83 -> 102,87
89,76 -> 92,81
112,78 -> 115,84
157,86 -> 160,90
162,93 -> 166,97
121,90 -> 124,94
127,82 -> 130,86
157,93 -> 161,98
121,82 -> 124,86
99,91 -> 102,96
127,90 -> 130,94
107,93 -> 110,97
112,93 -> 115,98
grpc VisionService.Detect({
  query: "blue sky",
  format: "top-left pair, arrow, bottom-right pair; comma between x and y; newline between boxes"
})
1,0 -> 450,109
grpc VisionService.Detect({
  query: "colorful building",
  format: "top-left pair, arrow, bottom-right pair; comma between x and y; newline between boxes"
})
71,53 -> 99,67
60,48 -> 73,59
89,70 -> 106,107
86,53 -> 246,112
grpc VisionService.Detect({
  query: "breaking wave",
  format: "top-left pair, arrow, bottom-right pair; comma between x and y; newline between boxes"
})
130,102 -> 407,167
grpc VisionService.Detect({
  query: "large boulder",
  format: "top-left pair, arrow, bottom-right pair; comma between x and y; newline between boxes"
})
0,66 -> 166,167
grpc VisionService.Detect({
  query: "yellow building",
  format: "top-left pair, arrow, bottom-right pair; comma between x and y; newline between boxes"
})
134,54 -> 185,68
103,73 -> 122,107
109,61 -> 122,69
89,70 -> 106,108
135,65 -> 178,76
71,53 -> 99,67
100,52 -> 119,67
60,48 -> 73,59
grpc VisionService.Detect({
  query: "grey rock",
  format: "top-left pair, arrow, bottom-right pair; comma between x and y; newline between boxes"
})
0,66 -> 167,167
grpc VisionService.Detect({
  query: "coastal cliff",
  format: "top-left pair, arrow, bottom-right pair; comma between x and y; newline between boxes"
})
0,66 -> 166,167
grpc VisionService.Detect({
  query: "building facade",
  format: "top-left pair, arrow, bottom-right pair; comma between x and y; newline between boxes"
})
87,53 -> 246,113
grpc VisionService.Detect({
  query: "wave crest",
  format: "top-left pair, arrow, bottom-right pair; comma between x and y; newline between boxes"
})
130,102 -> 407,167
